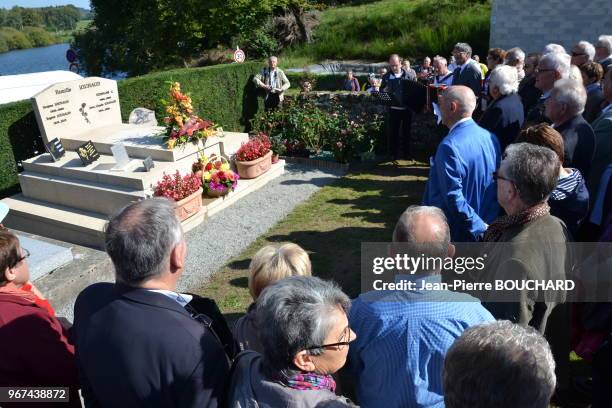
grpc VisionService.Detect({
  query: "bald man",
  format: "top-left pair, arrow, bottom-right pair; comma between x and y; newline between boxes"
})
348,206 -> 494,408
423,86 -> 501,242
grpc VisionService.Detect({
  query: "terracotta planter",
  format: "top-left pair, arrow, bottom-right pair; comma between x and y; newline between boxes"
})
205,186 -> 230,198
235,151 -> 272,179
175,188 -> 203,221
271,153 -> 280,164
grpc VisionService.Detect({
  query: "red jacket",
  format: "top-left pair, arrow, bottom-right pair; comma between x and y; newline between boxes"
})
0,292 -> 81,407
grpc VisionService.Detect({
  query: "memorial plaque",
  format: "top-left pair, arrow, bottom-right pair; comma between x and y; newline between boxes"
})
44,138 -> 66,162
31,77 -> 122,145
143,156 -> 155,172
76,141 -> 100,165
110,143 -> 130,170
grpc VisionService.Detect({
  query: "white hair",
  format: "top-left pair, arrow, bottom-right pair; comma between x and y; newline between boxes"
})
489,65 -> 519,95
540,52 -> 571,78
569,65 -> 583,85
551,78 -> 587,116
505,47 -> 525,65
542,43 -> 566,54
597,35 -> 612,54
575,41 -> 596,61
433,55 -> 447,66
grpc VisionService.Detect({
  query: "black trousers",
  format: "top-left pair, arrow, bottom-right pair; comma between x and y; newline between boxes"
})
264,93 -> 281,111
388,107 -> 413,159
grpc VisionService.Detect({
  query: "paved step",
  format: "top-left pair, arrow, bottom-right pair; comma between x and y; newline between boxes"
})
19,171 -> 146,216
2,195 -> 107,248
16,234 -> 74,282
23,151 -> 193,191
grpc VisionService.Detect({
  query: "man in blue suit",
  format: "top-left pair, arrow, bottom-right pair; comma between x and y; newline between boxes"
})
73,199 -> 230,407
423,85 -> 501,242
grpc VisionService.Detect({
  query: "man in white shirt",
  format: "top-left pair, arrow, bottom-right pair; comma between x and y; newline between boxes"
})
254,56 -> 291,110
433,56 -> 454,87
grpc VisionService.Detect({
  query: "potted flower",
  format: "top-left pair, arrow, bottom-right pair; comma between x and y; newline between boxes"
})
269,133 -> 286,164
234,133 -> 273,179
198,154 -> 239,197
153,170 -> 203,221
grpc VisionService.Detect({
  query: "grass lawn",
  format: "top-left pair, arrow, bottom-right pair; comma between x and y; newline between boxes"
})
195,159 -> 429,321
282,0 -> 491,65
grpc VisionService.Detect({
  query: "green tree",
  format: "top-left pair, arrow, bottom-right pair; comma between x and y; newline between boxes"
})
5,7 -> 23,30
20,8 -> 44,27
23,26 -> 55,47
0,27 -> 33,49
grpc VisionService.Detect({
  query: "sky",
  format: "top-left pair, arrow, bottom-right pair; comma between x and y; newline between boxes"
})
0,0 -> 90,9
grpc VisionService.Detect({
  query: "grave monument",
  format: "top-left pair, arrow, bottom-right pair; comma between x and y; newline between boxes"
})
2,77 -> 284,248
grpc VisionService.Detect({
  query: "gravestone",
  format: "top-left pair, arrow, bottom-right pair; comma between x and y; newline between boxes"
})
32,77 -> 122,145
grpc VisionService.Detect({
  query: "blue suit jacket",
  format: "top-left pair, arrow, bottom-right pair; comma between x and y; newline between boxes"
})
423,119 -> 501,242
479,92 -> 524,151
73,283 -> 230,408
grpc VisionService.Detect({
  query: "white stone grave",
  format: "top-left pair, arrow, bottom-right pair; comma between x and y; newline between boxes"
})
1,76 -> 282,248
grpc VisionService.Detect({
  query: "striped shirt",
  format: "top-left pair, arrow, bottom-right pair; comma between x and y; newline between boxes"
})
551,169 -> 583,201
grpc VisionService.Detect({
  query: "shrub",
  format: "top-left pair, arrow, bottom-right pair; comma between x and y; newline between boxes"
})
22,26 -> 56,47
0,27 -> 33,50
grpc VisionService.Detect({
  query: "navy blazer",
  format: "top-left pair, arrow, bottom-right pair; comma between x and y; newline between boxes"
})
73,283 -> 230,408
555,115 -> 595,179
479,92 -> 525,151
452,62 -> 482,97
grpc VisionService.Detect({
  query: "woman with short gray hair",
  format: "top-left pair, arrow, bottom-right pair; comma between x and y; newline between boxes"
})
226,276 -> 358,407
479,65 -> 525,150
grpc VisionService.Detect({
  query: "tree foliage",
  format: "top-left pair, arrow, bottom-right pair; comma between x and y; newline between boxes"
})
73,0 -> 321,76
0,5 -> 81,31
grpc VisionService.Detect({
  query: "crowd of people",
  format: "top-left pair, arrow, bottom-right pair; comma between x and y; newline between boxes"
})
1,35 -> 612,408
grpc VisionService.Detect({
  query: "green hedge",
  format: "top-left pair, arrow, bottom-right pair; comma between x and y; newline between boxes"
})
0,61 -> 267,198
285,72 -> 371,92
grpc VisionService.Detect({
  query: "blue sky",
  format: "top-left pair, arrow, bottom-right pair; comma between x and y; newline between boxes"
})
0,0 -> 90,9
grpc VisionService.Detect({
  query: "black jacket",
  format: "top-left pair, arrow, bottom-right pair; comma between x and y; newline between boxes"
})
584,86 -> 605,124
452,62 -> 482,97
518,75 -> 542,116
73,283 -> 230,408
555,114 -> 596,179
479,93 -> 525,151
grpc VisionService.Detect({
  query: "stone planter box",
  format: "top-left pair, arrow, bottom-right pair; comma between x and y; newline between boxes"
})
235,151 -> 272,179
175,188 -> 203,221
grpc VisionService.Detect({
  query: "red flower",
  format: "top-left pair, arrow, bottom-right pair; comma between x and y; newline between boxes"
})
205,162 -> 213,171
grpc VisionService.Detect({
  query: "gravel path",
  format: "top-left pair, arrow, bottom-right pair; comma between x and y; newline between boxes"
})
179,163 -> 344,291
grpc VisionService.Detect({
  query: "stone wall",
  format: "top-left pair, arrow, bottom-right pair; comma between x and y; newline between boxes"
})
285,91 -> 446,154
490,0 -> 611,53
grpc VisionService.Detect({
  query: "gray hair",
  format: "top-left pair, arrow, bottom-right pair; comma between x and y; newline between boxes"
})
575,41 -> 595,61
503,143 -> 560,206
443,85 -> 477,116
596,35 -> 612,54
551,78 -> 587,115
542,43 -> 566,55
392,205 -> 450,264
105,198 -> 183,285
433,55 -> 447,66
489,65 -> 519,95
444,320 -> 556,408
505,47 -> 525,66
454,42 -> 472,56
256,276 -> 351,378
539,52 -> 571,78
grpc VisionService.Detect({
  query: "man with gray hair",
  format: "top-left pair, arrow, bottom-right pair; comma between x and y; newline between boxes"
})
73,198 -> 230,407
348,205 -> 493,408
423,85 -> 501,242
254,55 -> 290,110
433,55 -> 454,87
479,65 -> 525,149
545,78 -> 595,177
543,43 -> 567,55
444,320 -> 556,408
571,40 -> 596,67
526,52 -> 571,125
505,46 -> 526,81
595,35 -> 612,70
451,42 -> 483,97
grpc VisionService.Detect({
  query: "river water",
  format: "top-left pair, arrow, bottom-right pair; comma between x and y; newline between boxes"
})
0,43 -> 74,76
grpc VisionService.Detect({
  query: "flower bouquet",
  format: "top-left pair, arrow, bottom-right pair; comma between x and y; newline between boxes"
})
161,81 -> 219,149
194,154 -> 239,197
153,170 -> 203,221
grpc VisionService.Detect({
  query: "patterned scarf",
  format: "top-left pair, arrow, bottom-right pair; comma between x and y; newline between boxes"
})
483,202 -> 550,242
285,373 -> 337,392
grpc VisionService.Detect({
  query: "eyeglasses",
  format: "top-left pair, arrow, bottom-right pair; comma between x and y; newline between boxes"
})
535,68 -> 555,74
571,52 -> 586,57
11,247 -> 30,267
305,325 -> 353,351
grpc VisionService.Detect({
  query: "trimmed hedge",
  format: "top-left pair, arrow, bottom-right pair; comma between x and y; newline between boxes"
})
0,61 -> 266,198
